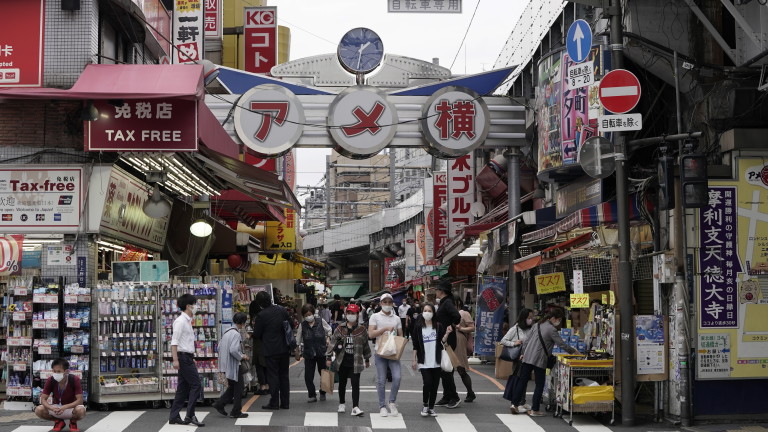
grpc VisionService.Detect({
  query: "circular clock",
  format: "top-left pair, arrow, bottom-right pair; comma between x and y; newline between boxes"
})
337,27 -> 384,74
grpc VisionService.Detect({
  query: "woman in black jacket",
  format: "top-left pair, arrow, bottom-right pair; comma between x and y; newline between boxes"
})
410,303 -> 449,417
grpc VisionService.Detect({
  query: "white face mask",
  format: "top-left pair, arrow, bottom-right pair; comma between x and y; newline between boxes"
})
305,315 -> 315,323
422,311 -> 434,321
435,297 -> 441,304
552,319 -> 562,327
346,314 -> 358,323
52,373 -> 65,382
189,305 -> 198,314
381,305 -> 393,313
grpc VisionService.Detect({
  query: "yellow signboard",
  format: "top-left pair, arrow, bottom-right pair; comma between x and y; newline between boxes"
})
570,293 -> 590,308
535,272 -> 567,294
260,208 -> 298,252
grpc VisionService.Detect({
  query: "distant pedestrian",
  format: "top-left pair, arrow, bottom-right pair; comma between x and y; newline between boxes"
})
319,303 -> 332,326
410,304 -> 446,418
213,312 -> 250,419
296,304 -> 332,402
327,304 -> 371,417
368,293 -> 403,417
168,294 -> 204,426
249,301 -> 269,396
433,282 -> 462,409
252,291 -> 292,410
398,299 -> 411,340
501,308 -> 534,412
454,299 -> 476,403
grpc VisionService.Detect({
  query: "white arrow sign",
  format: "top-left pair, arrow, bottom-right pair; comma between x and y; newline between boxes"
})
573,23 -> 585,63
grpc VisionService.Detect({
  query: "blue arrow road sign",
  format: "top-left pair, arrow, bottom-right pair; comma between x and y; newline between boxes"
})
567,19 -> 592,63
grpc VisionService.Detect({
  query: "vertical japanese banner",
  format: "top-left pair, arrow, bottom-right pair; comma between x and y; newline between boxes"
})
203,0 -> 222,39
447,154 -> 475,238
536,53 -> 562,172
474,276 -> 507,355
423,177 -> 436,264
405,236 -> 417,281
561,52 -> 592,166
0,235 -> 24,276
384,257 -> 397,289
415,224 -> 426,271
282,149 -> 299,248
432,171 -> 448,256
244,6 -> 278,74
0,0 -> 44,87
173,0 -> 204,64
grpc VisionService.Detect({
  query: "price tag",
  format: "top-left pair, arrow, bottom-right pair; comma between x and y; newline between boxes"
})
71,370 -> 83,379
46,320 -> 59,329
64,295 -> 78,304
15,287 -> 28,296
13,363 -> 27,371
71,345 -> 85,354
32,320 -> 46,329
7,387 -> 18,396
570,293 -> 590,308
79,295 -> 92,303
20,387 -> 32,396
39,345 -> 52,355
47,294 -> 58,303
40,370 -> 51,379
12,311 -> 26,321
67,318 -> 81,328
33,294 -> 45,303
609,291 -> 616,305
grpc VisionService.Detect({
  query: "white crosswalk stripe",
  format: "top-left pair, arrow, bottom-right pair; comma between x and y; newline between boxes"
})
435,413 -> 477,432
304,412 -> 338,427
85,411 -> 144,432
497,413 -> 547,432
10,427 -> 51,432
369,412 -> 406,429
235,412 -> 272,426
157,411 -> 209,432
572,416 -> 614,432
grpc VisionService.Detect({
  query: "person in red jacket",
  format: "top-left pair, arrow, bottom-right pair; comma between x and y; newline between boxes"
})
34,358 -> 86,432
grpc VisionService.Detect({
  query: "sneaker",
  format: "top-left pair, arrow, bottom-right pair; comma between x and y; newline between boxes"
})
523,404 -> 532,410
528,410 -> 546,417
517,405 -> 528,413
464,393 -> 476,403
338,403 -> 346,413
420,407 -> 429,417
428,409 -> 438,417
434,397 -> 449,407
319,393 -> 326,401
68,420 -> 80,432
229,413 -> 248,418
388,402 -> 399,416
509,405 -> 519,415
308,396 -> 318,403
446,398 -> 462,409
351,406 -> 364,416
50,421 -> 66,432
379,407 -> 388,417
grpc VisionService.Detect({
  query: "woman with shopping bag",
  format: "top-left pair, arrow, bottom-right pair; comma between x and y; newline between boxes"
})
296,304 -> 333,403
499,308 -> 534,413
368,293 -> 404,417
453,299 -> 476,403
411,303 -> 448,417
326,303 -> 371,417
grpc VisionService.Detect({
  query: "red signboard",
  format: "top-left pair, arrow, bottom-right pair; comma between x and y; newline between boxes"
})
244,6 -> 278,74
0,235 -> 23,276
204,0 -> 222,39
85,100 -> 198,152
0,0 -> 44,87
133,0 -> 171,56
244,151 -> 277,172
599,69 -> 641,114
432,171 -> 448,255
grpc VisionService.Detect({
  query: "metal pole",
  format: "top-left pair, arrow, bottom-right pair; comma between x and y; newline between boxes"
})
505,147 -> 521,324
390,150 -> 397,207
326,155 -> 331,229
609,0 -> 636,425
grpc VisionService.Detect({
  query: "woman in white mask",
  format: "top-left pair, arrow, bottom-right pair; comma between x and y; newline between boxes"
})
296,304 -> 332,403
368,293 -> 404,417
410,303 -> 448,417
326,304 -> 371,416
500,308 -> 534,413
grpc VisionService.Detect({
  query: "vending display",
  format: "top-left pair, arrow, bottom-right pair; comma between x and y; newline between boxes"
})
3,277 -> 34,400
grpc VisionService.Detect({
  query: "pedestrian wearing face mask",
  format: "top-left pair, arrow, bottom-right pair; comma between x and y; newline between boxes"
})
410,303 -> 446,417
500,308 -> 534,412
327,304 -> 371,416
368,293 -> 403,417
168,294 -> 205,426
296,304 -> 332,403
34,358 -> 86,432
509,306 -> 579,417
433,282 -> 462,409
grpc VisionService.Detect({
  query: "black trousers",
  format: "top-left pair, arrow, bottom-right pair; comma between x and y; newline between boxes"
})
511,362 -> 546,411
304,355 -> 326,398
265,354 -> 290,408
337,364 -> 360,406
420,367 -> 441,409
440,368 -> 459,401
401,318 -> 409,338
214,365 -> 244,415
169,353 -> 202,420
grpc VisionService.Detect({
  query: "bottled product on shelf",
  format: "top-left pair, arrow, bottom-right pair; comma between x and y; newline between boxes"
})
4,277 -> 35,399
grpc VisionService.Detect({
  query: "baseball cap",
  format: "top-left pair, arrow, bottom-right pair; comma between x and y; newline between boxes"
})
345,303 -> 361,314
379,293 -> 393,302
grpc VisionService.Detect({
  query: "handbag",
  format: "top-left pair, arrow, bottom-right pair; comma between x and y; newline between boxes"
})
283,319 -> 297,350
320,369 -> 335,395
536,323 -> 557,369
498,328 -> 522,362
378,331 -> 398,357
440,343 -> 454,372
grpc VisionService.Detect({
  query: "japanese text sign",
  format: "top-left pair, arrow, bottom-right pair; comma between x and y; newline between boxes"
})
572,269 -> 584,293
570,293 -> 589,308
173,0 -> 204,64
85,100 -> 198,152
260,213 -> 297,252
474,276 -> 507,355
535,272 -> 566,294
0,167 -> 82,232
598,113 -> 642,132
244,6 -> 277,74
432,171 -> 448,254
447,154 -> 475,238
204,0 -> 222,39
234,85 -> 305,156
0,0 -> 44,87
388,0 -> 462,13
421,87 -> 489,158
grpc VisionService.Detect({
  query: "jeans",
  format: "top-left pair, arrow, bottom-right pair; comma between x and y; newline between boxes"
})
420,367 -> 441,409
374,354 -> 401,408
265,354 -> 290,408
304,355 -> 326,398
511,362 -> 546,411
337,365 -> 360,406
214,365 -> 244,415
169,353 -> 202,420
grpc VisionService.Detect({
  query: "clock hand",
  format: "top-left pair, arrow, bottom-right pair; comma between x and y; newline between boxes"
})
357,42 -> 371,69
358,41 -> 371,54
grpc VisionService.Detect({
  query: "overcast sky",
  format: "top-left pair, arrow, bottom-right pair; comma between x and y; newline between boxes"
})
266,0 -> 527,199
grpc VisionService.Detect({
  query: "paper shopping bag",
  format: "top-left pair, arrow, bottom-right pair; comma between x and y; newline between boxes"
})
320,369 -> 334,395
444,343 -> 461,368
495,343 -> 515,379
377,332 -> 407,360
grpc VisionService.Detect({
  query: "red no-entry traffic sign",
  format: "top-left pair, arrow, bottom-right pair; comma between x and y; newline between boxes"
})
599,69 -> 641,114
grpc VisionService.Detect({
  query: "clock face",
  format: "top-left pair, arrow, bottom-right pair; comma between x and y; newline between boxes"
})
337,27 -> 384,74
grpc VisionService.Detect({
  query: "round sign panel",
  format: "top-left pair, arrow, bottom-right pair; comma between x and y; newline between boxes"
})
579,136 -> 615,179
234,84 -> 305,157
598,69 -> 641,114
327,86 -> 398,159
420,86 -> 490,159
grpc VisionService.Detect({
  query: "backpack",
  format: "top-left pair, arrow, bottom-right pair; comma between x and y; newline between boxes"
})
283,317 -> 297,351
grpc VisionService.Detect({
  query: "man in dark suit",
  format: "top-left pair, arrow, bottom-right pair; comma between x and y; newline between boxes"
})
252,291 -> 291,410
434,282 -> 462,409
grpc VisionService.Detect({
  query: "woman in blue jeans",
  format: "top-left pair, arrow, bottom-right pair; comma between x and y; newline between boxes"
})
367,293 -> 403,417
510,306 -> 579,417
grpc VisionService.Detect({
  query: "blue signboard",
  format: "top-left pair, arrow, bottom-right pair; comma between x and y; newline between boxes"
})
473,276 -> 508,356
566,19 -> 592,64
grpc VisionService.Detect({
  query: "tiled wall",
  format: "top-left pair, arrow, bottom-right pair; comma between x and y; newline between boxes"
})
44,0 -> 99,88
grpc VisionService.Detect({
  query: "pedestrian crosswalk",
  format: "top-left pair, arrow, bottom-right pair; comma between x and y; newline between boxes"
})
8,409 -> 616,432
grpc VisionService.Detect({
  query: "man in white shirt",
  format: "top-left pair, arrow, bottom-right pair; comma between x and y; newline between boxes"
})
168,294 -> 204,427
368,293 -> 403,417
397,299 -> 411,340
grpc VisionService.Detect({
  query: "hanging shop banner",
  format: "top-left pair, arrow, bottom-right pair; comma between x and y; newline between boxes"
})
0,166 -> 82,232
432,171 -> 448,255
447,154 -> 476,238
0,235 -> 24,276
137,0 -> 171,56
173,0 -> 204,63
85,100 -> 198,152
388,0 -> 462,13
635,315 -> 666,376
77,256 -> 87,288
474,276 -> 507,355
95,167 -> 170,251
244,6 -> 277,74
384,257 -> 397,289
0,0 -> 44,87
416,224 -> 427,270
258,211 -> 297,252
405,233 -> 417,281
420,87 -> 490,158
535,271 -> 567,294
696,158 -> 768,379
204,0 -> 222,39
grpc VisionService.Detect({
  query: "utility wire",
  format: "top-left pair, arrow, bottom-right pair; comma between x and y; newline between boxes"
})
450,0 -> 481,70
